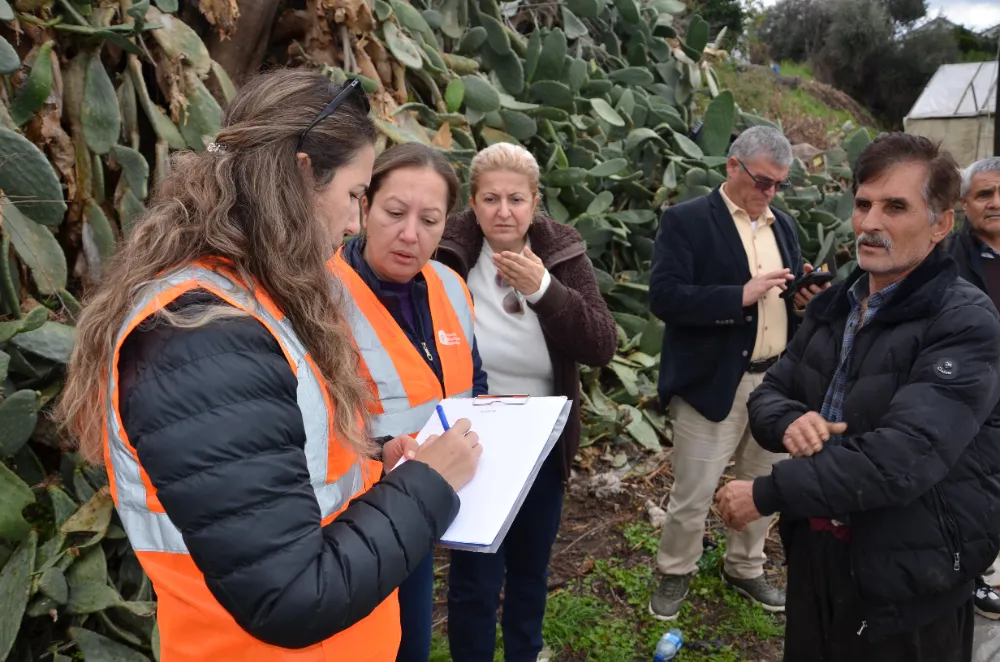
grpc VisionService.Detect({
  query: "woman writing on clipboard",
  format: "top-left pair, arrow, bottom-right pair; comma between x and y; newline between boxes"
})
59,69 -> 481,662
436,143 -> 616,661
329,142 -> 489,662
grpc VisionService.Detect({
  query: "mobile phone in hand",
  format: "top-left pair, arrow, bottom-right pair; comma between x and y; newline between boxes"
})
780,269 -> 835,300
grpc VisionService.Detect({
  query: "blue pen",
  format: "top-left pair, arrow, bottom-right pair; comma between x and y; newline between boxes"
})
435,403 -> 451,431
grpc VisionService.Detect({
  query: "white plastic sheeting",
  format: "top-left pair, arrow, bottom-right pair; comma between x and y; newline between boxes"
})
905,61 -> 997,120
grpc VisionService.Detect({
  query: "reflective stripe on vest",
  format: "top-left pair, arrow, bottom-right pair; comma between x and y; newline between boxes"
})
332,253 -> 474,438
104,264 -> 364,554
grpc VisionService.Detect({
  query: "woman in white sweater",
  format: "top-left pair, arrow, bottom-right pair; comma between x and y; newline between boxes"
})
436,143 -> 617,662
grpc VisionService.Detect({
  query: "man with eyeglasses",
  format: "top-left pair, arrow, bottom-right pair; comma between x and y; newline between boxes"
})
647,125 -> 825,620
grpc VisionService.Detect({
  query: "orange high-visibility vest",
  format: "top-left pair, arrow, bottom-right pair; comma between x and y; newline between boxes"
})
330,249 -> 475,437
101,261 -> 400,662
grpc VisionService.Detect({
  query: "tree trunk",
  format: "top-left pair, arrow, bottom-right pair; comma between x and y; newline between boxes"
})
204,0 -> 284,85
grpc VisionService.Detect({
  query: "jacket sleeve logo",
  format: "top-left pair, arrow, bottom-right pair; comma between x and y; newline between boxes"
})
934,358 -> 958,380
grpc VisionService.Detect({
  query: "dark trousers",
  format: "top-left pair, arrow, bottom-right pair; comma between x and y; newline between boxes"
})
447,449 -> 565,662
784,522 -> 975,662
396,552 -> 434,662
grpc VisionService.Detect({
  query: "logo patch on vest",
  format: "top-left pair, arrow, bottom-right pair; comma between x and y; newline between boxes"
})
438,329 -> 461,346
935,358 -> 958,380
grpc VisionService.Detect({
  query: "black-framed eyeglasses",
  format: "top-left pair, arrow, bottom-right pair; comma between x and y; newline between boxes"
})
296,77 -> 371,153
737,159 -> 792,193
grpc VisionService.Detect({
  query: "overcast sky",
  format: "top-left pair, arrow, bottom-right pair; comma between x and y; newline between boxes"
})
759,0 -> 1000,30
928,0 -> 1000,29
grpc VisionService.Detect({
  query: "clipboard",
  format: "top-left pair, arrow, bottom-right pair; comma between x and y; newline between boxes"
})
396,395 -> 571,553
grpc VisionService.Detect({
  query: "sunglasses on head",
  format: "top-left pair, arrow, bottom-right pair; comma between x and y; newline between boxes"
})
296,77 -> 371,153
737,159 -> 792,193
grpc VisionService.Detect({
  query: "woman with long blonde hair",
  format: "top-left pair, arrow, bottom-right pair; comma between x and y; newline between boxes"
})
58,68 -> 481,662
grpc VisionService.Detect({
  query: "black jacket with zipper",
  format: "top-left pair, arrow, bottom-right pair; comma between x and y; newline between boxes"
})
117,289 -> 461,649
747,246 -> 1000,640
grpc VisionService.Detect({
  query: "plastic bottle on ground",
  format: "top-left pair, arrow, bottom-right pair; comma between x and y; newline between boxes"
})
653,629 -> 683,661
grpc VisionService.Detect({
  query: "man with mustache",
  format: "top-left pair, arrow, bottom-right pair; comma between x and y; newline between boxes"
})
948,156 -> 1000,620
718,133 -> 1000,660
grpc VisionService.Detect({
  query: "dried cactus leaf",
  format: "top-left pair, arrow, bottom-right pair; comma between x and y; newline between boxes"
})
431,122 -> 452,149
197,0 -> 240,38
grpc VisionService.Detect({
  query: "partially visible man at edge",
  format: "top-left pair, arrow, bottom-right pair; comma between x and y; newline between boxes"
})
647,125 -> 829,620
721,133 -> 1000,661
949,155 -> 1000,620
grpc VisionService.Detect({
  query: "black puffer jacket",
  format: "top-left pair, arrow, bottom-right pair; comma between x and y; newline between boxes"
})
117,291 -> 460,649
747,247 -> 1000,639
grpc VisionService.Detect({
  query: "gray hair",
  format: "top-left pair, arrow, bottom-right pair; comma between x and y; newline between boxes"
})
728,126 -> 793,168
961,156 -> 1000,198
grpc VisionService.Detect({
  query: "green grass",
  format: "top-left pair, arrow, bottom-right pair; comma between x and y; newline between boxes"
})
778,60 -> 815,80
428,522 -> 784,661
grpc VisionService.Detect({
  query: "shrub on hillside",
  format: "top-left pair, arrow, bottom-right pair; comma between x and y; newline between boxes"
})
758,0 -> 959,128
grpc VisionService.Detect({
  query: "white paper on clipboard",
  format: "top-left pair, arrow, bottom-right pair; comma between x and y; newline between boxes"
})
393,395 -> 571,553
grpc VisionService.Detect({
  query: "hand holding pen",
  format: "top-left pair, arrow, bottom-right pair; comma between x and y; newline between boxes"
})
411,406 -> 481,491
